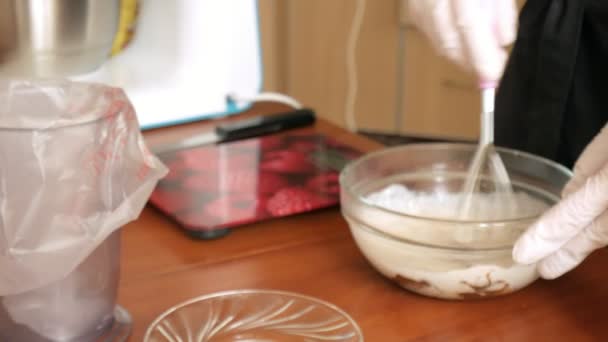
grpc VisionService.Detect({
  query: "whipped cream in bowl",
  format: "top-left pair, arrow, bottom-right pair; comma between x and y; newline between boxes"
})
340,144 -> 571,300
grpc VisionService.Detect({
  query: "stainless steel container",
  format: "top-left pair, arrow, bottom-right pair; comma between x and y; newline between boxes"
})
0,0 -> 120,77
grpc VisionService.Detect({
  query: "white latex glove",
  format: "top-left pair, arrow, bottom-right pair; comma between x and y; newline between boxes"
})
408,0 -> 517,83
513,123 -> 608,279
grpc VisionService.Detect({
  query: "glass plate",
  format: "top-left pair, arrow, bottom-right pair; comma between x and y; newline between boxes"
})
144,289 -> 363,341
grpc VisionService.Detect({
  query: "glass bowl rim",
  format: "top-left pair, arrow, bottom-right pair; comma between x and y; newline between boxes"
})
340,142 -> 572,225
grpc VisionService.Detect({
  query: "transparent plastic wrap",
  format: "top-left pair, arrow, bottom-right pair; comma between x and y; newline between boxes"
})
0,79 -> 167,340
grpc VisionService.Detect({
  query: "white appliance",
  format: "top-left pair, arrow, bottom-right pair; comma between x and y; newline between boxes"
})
74,0 -> 262,129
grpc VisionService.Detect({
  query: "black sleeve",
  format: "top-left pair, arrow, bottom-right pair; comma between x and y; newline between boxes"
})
495,0 -> 608,168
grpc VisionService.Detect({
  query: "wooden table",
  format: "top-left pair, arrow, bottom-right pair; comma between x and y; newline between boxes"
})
121,103 -> 608,341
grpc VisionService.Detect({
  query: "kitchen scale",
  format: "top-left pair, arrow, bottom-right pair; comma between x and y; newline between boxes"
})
74,0 -> 263,130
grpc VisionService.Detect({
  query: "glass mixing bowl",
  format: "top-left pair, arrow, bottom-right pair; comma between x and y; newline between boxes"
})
340,143 -> 572,300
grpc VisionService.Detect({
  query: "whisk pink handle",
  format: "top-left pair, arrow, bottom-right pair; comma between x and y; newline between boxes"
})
479,80 -> 498,89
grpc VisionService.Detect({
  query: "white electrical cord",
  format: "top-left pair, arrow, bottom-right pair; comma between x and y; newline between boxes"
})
226,91 -> 303,110
345,0 -> 366,132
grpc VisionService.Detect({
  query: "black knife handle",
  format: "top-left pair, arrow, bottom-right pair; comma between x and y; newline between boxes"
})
215,108 -> 316,142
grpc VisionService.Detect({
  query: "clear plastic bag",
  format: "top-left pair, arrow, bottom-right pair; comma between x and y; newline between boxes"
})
0,79 -> 167,296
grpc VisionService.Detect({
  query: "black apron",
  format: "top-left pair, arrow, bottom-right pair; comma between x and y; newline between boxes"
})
495,0 -> 608,168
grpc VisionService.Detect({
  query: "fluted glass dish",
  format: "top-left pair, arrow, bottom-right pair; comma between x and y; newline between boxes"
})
144,289 -> 363,342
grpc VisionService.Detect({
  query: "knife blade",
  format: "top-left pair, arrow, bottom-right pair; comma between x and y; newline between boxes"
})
152,108 -> 316,155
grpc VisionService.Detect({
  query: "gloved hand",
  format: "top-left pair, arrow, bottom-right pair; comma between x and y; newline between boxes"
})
407,0 -> 518,82
513,123 -> 608,279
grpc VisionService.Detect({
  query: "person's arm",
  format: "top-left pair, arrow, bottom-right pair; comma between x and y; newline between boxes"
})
410,1 -> 608,280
